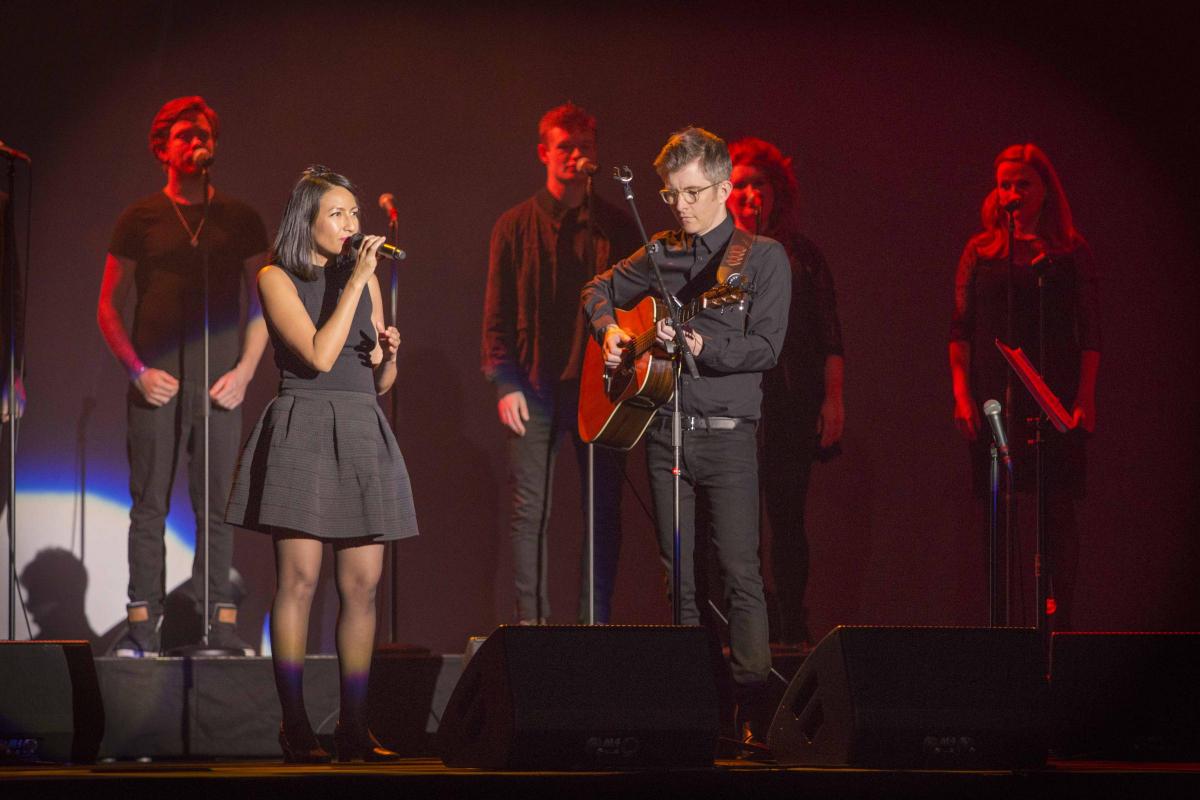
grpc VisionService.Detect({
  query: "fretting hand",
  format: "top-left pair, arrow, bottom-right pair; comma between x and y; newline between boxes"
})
655,318 -> 703,357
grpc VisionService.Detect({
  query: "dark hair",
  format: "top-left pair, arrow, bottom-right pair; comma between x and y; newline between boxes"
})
975,143 -> 1083,258
729,137 -> 801,237
270,165 -> 357,281
538,102 -> 596,144
148,96 -> 219,160
653,126 -> 731,183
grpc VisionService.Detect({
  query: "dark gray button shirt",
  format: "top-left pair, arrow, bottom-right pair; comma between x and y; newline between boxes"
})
582,214 -> 791,420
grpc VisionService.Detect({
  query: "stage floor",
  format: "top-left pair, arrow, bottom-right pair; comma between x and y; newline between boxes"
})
2,757 -> 1199,799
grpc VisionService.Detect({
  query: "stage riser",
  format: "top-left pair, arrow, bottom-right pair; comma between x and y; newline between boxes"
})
94,653 -> 461,759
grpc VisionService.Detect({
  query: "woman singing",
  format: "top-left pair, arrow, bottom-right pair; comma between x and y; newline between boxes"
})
949,143 -> 1100,630
226,166 -> 419,762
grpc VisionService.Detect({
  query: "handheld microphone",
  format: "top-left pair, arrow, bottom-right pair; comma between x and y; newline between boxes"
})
982,398 -> 1012,468
192,148 -> 214,168
576,157 -> 599,176
0,140 -> 31,163
347,232 -> 406,261
378,193 -> 399,223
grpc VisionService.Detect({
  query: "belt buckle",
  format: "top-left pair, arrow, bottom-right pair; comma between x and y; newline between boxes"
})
681,415 -> 702,432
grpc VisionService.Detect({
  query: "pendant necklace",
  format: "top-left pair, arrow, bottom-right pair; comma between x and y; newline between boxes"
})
167,192 -> 207,247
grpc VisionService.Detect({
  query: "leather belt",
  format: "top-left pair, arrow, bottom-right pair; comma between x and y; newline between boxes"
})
660,415 -> 750,432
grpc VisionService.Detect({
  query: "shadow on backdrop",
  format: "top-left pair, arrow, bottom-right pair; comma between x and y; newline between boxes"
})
19,547 -> 99,647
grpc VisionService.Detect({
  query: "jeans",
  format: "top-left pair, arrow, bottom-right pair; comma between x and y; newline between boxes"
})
126,381 -> 241,618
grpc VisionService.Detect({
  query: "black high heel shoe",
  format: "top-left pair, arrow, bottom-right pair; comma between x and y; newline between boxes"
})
333,722 -> 401,763
279,722 -> 332,764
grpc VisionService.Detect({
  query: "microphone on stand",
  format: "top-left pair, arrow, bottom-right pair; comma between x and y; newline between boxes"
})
0,140 -> 31,163
982,398 -> 1012,469
192,148 -> 214,168
1001,198 -> 1020,214
378,193 -> 399,224
347,232 -> 406,261
575,157 -> 600,176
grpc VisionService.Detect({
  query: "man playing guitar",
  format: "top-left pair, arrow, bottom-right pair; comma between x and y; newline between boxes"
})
581,127 -> 791,740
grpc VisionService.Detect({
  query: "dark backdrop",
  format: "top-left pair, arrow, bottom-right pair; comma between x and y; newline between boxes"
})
2,1 -> 1196,654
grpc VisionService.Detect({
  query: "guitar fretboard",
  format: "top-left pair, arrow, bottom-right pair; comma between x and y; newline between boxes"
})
630,295 -> 706,358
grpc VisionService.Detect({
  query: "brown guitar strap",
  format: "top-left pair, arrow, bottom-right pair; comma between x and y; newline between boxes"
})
715,226 -> 755,285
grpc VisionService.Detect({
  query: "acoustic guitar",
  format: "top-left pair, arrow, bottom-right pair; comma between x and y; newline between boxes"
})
577,276 -> 752,450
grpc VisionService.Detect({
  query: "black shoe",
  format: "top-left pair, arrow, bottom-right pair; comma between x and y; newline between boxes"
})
333,723 -> 400,763
731,681 -> 774,760
208,621 -> 254,655
208,603 -> 254,655
110,602 -> 161,658
279,723 -> 332,764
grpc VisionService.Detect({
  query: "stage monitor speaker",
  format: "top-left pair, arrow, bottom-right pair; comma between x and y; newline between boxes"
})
767,626 -> 1046,768
436,625 -> 723,769
1050,631 -> 1200,760
0,640 -> 105,762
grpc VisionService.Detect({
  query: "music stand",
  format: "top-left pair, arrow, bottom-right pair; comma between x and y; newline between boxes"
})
996,338 -> 1077,638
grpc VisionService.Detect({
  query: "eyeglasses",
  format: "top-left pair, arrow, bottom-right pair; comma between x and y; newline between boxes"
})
659,182 -> 721,205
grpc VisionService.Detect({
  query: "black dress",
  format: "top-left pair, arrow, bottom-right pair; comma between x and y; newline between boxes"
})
950,236 -> 1101,496
226,265 -> 419,541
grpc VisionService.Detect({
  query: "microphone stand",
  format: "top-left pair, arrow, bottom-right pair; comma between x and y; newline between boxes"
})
171,167 -> 240,657
584,173 -> 596,626
612,167 -> 699,626
1003,208 -> 1016,625
202,164 -> 211,649
988,443 -> 1000,626
986,430 -> 1014,627
3,155 -> 19,638
387,210 -> 400,643
1032,255 -> 1052,641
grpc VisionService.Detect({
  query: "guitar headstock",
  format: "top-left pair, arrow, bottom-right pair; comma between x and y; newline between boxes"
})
699,272 -> 753,312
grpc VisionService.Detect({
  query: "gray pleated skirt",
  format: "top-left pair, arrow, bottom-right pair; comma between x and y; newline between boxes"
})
225,388 -> 419,541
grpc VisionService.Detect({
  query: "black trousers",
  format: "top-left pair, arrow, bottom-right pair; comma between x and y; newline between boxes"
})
645,422 -> 770,687
125,381 -> 242,618
760,407 -> 819,645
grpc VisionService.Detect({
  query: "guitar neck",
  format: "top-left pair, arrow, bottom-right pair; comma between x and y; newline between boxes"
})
630,295 -> 705,357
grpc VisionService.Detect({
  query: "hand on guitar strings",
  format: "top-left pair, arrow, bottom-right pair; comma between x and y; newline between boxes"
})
602,325 -> 634,369
656,319 -> 703,357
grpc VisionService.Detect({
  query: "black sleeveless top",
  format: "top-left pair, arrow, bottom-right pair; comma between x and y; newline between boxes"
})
270,265 -> 376,394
